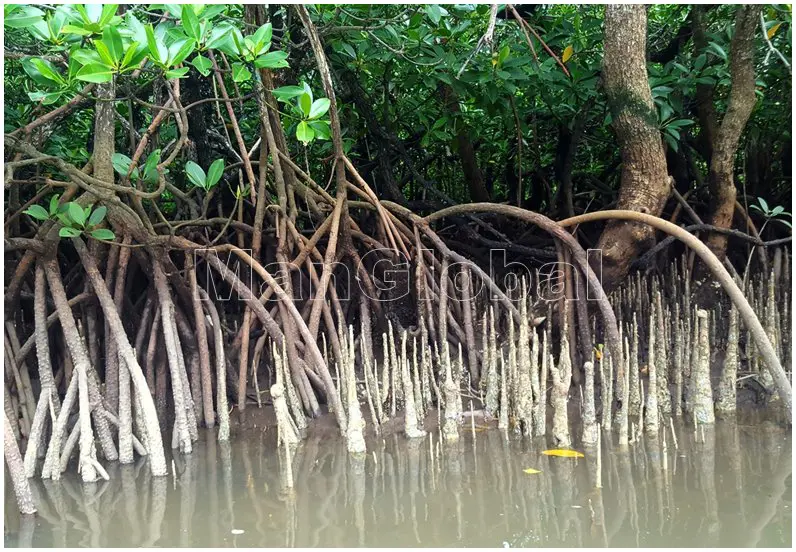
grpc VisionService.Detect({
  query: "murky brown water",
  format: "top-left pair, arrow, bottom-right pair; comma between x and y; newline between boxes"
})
4,419 -> 792,547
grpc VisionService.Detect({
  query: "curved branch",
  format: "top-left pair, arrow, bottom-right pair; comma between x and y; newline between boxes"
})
418,202 -> 621,366
559,209 -> 791,418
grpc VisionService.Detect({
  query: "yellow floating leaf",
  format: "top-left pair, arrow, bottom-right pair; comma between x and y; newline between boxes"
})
767,22 -> 782,40
593,344 -> 603,361
523,468 -> 542,474
542,449 -> 585,458
562,45 -> 574,64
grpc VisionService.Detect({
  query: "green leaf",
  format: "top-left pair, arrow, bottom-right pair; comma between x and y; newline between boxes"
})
59,226 -> 81,238
75,63 -> 114,83
498,44 -> 510,66
301,82 -> 313,102
299,92 -> 312,117
88,205 -> 107,227
652,85 -> 673,96
673,62 -> 689,73
21,58 -> 62,88
242,36 -> 257,58
771,205 -> 785,216
94,39 -> 116,67
61,23 -> 93,36
30,58 -> 66,86
200,5 -> 227,20
339,42 -> 356,59
308,98 -> 331,120
254,50 -> 289,69
185,161 -> 206,188
125,11 -> 148,43
49,194 -> 60,216
667,119 -> 694,129
120,41 -> 142,70
28,91 -> 63,105
271,85 -> 305,101
707,42 -> 727,61
252,23 -> 273,49
112,153 -> 132,175
90,228 -> 116,241
145,24 -> 162,64
165,67 -> 190,79
191,54 -> 212,76
206,159 -> 225,188
74,4 -> 90,23
169,39 -> 196,67
758,197 -> 770,213
103,26 -> 123,62
98,4 -> 118,26
296,121 -> 314,144
308,120 -> 331,140
231,30 -> 244,56
206,23 -> 236,51
143,149 -> 161,184
68,202 -> 87,227
232,63 -> 251,83
24,205 -> 50,221
4,5 -> 44,28
181,4 -> 201,41
425,5 -> 442,24
72,48 -> 103,66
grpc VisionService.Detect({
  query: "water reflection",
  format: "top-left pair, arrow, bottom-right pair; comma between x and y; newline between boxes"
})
4,421 -> 792,548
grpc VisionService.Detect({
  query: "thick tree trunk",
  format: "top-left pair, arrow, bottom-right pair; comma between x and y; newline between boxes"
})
596,5 -> 671,289
704,6 -> 761,261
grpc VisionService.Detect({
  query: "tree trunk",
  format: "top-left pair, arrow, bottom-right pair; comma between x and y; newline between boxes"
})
596,5 -> 671,289
691,7 -> 719,165
441,84 -> 491,203
554,100 -> 592,218
704,6 -> 761,262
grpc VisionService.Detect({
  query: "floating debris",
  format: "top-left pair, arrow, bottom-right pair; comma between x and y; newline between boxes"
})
542,449 -> 584,458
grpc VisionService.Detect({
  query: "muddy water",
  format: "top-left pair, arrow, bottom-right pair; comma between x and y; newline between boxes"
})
4,420 -> 791,548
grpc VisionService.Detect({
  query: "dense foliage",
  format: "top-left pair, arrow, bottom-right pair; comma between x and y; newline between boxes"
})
4,4 -> 792,224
